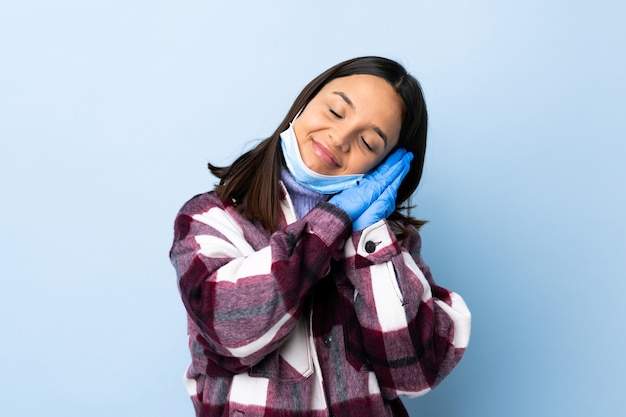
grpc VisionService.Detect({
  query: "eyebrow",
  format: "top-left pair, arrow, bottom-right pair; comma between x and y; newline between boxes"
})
332,91 -> 389,148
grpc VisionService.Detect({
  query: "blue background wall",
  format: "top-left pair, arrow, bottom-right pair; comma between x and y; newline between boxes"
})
1,1 -> 624,416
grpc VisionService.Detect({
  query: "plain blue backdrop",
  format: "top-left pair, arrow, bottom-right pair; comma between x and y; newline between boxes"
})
1,1 -> 624,416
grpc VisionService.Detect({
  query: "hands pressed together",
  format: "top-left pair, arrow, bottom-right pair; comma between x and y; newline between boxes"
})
329,148 -> 413,231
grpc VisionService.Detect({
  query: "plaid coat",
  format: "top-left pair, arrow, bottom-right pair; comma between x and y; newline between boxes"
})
170,187 -> 471,416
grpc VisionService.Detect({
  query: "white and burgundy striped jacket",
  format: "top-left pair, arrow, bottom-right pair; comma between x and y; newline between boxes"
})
170,187 -> 471,416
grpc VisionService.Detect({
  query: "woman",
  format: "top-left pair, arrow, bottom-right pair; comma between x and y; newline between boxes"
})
170,56 -> 471,416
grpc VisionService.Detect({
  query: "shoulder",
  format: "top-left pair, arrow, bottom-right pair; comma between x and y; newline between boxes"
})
172,191 -> 234,239
390,220 -> 425,259
177,191 -> 227,217
173,191 -> 265,241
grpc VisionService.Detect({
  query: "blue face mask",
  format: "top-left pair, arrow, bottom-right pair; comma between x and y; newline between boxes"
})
280,122 -> 363,194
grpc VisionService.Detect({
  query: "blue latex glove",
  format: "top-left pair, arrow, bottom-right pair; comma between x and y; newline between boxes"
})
329,148 -> 413,231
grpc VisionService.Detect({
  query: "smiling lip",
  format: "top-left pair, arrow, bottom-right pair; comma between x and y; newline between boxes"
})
311,140 -> 341,168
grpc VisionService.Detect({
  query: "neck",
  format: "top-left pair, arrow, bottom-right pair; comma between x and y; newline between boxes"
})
280,168 -> 329,219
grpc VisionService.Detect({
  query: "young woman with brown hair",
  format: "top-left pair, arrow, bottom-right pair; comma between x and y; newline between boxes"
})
170,56 -> 471,416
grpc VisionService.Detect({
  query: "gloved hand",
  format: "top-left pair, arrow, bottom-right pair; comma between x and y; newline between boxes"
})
329,148 -> 413,231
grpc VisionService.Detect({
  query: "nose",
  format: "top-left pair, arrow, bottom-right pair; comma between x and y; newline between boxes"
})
328,128 -> 352,152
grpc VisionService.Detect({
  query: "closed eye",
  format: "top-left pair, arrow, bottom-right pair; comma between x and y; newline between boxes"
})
361,137 -> 374,152
329,108 -> 343,119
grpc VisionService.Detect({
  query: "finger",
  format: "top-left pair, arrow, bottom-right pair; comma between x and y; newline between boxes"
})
353,194 -> 392,230
366,160 -> 403,189
378,151 -> 413,186
330,189 -> 378,220
367,148 -> 406,179
391,158 -> 411,191
403,151 -> 414,165
344,148 -> 410,213
369,151 -> 410,187
377,160 -> 410,206
353,187 -> 397,230
398,153 -> 413,181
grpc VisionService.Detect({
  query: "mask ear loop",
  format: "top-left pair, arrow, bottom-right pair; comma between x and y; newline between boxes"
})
290,108 -> 304,125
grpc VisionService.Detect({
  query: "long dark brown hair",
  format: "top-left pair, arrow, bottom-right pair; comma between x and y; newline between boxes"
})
209,56 -> 428,234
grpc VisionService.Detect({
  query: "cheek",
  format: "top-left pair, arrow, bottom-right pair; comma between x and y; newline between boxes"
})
356,156 -> 384,175
292,111 -> 316,141
359,149 -> 398,174
292,120 -> 307,148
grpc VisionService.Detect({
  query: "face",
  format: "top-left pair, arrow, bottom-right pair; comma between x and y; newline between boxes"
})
292,74 -> 404,176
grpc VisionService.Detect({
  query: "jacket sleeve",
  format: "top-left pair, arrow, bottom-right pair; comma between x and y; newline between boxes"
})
169,194 -> 351,374
341,219 -> 471,398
